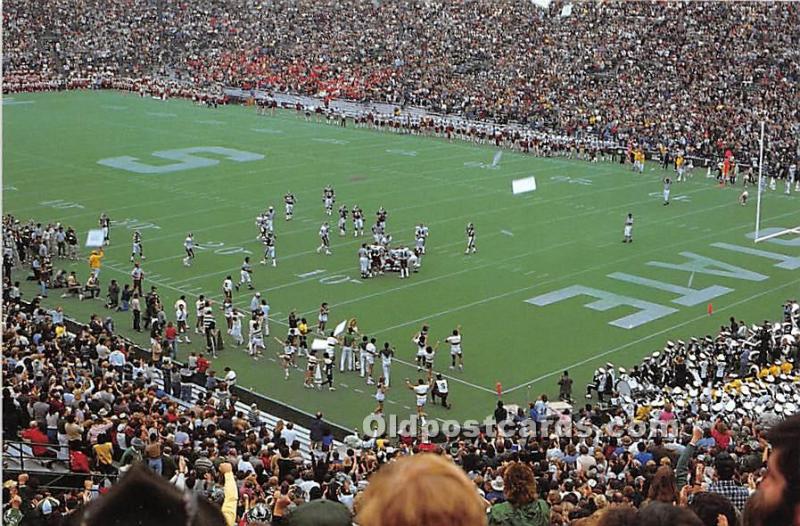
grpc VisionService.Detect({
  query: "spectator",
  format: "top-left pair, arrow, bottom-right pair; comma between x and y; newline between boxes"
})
488,462 -> 550,526
357,454 -> 486,526
744,414 -> 800,526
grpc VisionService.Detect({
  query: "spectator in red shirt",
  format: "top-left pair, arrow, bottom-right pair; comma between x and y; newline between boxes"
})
711,420 -> 733,451
164,321 -> 178,360
196,353 -> 210,374
21,420 -> 52,456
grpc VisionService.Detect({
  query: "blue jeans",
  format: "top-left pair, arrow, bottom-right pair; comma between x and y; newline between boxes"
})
39,280 -> 48,297
148,457 -> 162,475
166,339 -> 177,360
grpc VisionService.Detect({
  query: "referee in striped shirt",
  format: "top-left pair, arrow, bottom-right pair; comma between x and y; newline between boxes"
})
202,301 -> 219,357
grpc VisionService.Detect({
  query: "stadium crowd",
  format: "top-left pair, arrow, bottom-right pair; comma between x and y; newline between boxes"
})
4,0 -> 800,173
3,209 -> 800,526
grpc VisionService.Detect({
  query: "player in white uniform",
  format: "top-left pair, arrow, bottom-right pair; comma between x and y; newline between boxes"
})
322,186 -> 335,216
623,213 -> 634,243
398,246 -> 412,278
183,233 -> 195,267
130,231 -> 144,262
415,223 -> 428,253
265,206 -> 275,232
465,223 -> 476,254
316,223 -> 331,255
284,192 -> 296,220
237,256 -> 254,290
358,244 -> 370,279
739,188 -> 749,206
446,326 -> 463,370
663,177 -> 671,205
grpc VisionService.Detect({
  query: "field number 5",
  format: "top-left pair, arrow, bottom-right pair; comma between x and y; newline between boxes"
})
98,147 -> 264,174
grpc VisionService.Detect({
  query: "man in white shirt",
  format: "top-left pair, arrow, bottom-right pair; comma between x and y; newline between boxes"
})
223,367 -> 237,386
282,422 -> 298,446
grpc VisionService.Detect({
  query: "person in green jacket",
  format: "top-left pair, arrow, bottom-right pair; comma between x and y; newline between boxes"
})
488,462 -> 550,526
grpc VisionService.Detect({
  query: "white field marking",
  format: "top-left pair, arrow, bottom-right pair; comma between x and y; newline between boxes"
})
251,128 -> 284,134
501,230 -> 514,237
339,383 -> 349,388
505,276 -> 800,393
101,105 -> 129,111
524,270 -> 537,276
3,100 -> 35,106
688,272 -> 695,288
353,388 -> 365,394
145,111 -> 177,117
371,205 -> 800,346
403,405 -> 412,410
312,138 -> 349,145
195,119 -> 226,125
386,399 -> 398,405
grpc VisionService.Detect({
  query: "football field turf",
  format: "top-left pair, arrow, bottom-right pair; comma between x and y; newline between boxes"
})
4,91 -> 799,429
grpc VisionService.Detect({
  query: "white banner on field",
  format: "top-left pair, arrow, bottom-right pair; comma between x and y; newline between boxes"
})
333,320 -> 347,337
311,338 -> 329,351
512,176 -> 537,195
85,229 -> 105,247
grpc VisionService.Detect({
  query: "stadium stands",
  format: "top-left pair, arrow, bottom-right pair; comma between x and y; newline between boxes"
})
3,1 -> 799,171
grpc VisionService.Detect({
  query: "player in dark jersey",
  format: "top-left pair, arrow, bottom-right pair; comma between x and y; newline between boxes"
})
465,223 -> 476,254
337,205 -> 348,236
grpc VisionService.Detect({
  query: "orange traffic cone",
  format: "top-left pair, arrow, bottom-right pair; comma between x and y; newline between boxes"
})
495,382 -> 503,398
708,303 -> 714,316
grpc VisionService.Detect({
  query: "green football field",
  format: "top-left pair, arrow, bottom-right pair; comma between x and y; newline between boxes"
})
4,91 -> 799,429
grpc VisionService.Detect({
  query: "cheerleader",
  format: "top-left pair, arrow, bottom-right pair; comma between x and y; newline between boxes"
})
305,350 -> 318,389
274,337 -> 293,380
374,377 -> 388,414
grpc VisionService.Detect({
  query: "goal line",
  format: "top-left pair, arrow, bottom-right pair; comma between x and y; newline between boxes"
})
754,226 -> 800,244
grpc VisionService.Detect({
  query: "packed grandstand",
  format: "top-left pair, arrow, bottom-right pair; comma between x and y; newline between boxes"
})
3,1 -> 800,526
